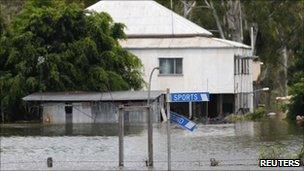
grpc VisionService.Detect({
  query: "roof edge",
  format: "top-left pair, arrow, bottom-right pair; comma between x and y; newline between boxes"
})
126,34 -> 213,38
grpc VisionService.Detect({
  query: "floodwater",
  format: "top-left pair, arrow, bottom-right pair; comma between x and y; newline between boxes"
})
0,118 -> 303,170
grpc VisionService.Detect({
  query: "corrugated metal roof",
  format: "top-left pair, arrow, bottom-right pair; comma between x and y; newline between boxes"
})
119,37 -> 251,49
86,0 -> 212,37
22,91 -> 164,102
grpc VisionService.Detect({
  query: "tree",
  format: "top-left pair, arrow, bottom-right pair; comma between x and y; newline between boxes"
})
288,73 -> 304,120
0,0 -> 143,122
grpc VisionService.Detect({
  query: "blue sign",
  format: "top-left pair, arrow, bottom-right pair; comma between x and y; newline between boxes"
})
170,111 -> 198,132
170,92 -> 209,102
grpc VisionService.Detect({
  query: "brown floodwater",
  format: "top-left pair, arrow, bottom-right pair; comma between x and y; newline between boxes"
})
0,117 -> 303,170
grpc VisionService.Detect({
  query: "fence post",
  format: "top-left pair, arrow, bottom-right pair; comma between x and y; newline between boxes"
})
147,105 -> 153,166
118,105 -> 124,167
47,157 -> 53,168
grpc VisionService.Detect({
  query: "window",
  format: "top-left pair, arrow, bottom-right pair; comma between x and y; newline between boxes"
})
159,58 -> 183,75
234,57 -> 250,75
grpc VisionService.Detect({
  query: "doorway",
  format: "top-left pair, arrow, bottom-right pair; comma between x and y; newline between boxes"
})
65,105 -> 73,124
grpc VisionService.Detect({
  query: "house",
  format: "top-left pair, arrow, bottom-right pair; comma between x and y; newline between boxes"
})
87,0 -> 255,118
23,91 -> 164,124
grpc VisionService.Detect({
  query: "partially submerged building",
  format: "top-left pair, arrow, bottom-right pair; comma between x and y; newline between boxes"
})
87,0 -> 256,117
23,91 -> 164,124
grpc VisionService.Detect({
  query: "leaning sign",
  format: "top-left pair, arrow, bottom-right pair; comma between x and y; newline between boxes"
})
170,92 -> 209,102
170,111 -> 198,132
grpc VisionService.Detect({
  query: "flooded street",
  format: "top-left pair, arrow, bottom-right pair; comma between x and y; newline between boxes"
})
1,119 -> 303,170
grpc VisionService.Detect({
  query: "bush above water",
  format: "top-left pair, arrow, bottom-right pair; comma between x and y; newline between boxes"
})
225,107 -> 266,123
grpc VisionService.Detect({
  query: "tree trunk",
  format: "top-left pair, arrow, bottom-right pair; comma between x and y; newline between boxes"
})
282,46 -> 288,96
226,0 -> 243,42
208,0 -> 225,39
182,1 -> 196,18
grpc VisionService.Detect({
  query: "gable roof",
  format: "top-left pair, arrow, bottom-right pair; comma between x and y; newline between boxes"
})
86,0 -> 212,37
22,91 -> 164,102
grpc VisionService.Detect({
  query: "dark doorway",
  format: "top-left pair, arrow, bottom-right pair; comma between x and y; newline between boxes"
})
65,106 -> 73,124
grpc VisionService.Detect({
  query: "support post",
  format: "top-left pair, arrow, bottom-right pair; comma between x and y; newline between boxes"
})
118,106 -> 124,167
47,157 -> 53,168
147,106 -> 153,166
166,88 -> 171,171
206,78 -> 209,123
189,102 -> 192,119
206,101 -> 209,124
217,94 -> 223,116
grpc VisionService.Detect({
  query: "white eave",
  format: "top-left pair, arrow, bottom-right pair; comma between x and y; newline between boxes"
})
86,0 -> 213,37
119,37 -> 251,49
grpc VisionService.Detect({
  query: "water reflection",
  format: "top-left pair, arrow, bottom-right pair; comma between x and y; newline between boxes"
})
0,123 -> 146,136
0,119 -> 303,138
234,121 -> 255,136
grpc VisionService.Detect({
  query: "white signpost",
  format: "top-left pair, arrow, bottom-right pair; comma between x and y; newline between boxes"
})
166,91 -> 209,170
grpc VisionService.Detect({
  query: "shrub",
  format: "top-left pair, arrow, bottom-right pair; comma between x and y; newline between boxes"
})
288,73 -> 304,120
245,107 -> 266,121
225,107 -> 266,123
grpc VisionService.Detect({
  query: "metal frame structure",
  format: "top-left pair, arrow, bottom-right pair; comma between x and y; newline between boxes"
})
118,105 -> 152,167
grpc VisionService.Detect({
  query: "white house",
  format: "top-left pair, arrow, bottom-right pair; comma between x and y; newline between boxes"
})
87,0 -> 254,118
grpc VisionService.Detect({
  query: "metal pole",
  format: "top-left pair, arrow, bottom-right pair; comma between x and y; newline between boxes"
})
147,106 -> 153,167
166,88 -> 171,171
147,67 -> 159,167
189,102 -> 192,119
206,79 -> 209,123
118,106 -> 124,167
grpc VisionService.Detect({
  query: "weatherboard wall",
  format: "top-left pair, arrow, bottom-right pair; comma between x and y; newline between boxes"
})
40,100 -> 163,124
127,48 -> 252,93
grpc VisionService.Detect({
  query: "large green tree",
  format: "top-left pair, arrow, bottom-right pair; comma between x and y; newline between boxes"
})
0,0 -> 143,122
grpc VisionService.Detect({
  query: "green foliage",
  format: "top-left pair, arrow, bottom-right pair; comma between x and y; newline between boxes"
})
288,73 -> 304,120
0,0 -> 143,122
0,5 -> 4,35
246,107 -> 266,121
225,107 -> 266,123
278,103 -> 288,113
298,144 -> 304,159
225,114 -> 247,123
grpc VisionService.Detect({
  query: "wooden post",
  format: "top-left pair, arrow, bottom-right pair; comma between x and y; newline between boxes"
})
118,106 -> 124,167
47,157 -> 53,168
166,88 -> 171,171
206,101 -> 209,124
147,106 -> 153,166
218,94 -> 223,116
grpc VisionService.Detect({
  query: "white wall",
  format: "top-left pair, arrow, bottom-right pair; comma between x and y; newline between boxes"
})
127,47 -> 253,111
128,47 -> 252,94
72,102 -> 93,123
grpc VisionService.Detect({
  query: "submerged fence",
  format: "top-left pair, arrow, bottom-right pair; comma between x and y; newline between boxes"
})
1,158 -> 258,167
